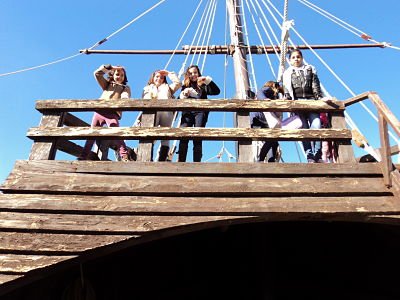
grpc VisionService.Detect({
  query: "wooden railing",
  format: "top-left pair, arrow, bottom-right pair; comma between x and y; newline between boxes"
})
344,92 -> 400,186
28,98 -> 352,163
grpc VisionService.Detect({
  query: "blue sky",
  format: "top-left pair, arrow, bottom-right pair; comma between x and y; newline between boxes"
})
1,0 -> 399,183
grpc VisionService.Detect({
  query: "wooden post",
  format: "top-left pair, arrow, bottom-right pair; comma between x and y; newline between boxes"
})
137,112 -> 155,162
29,112 -> 65,160
331,112 -> 356,163
378,112 -> 393,187
227,0 -> 253,162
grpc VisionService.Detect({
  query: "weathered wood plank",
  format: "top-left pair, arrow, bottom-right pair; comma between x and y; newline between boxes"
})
27,127 -> 353,141
0,213 -> 247,233
36,99 -> 345,113
343,92 -> 370,107
0,254 -> 75,273
331,112 -> 356,163
55,140 -> 101,161
62,112 -> 90,127
368,92 -> 400,136
0,232 -> 134,253
0,274 -> 22,285
0,194 -> 398,214
5,160 -> 384,176
137,112 -> 155,162
29,113 -> 64,160
378,112 -> 394,186
236,111 -> 253,162
1,172 -> 390,195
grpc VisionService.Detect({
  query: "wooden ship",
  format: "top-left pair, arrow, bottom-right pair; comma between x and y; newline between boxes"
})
1,1 -> 400,299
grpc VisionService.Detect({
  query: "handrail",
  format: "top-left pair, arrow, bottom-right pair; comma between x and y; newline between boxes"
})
344,92 -> 400,186
35,99 -> 344,113
29,98 -> 351,163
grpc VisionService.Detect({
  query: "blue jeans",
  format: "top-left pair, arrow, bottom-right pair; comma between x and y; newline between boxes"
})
298,112 -> 321,159
178,111 -> 207,162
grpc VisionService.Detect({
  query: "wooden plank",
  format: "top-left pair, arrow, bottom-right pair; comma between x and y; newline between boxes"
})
378,112 -> 394,186
0,232 -> 134,253
62,112 -> 90,127
27,127 -> 353,142
29,113 -> 64,160
1,172 -> 390,195
0,213 -> 247,233
368,93 -> 400,136
137,112 -> 155,162
331,112 -> 356,163
236,111 -> 253,162
0,254 -> 75,273
0,274 -> 22,285
5,160 -> 383,176
36,99 -> 345,113
55,140 -> 101,160
0,194 -> 398,214
343,92 -> 371,107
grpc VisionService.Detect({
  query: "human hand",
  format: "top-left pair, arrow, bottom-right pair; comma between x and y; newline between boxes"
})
158,69 -> 169,76
197,76 -> 207,85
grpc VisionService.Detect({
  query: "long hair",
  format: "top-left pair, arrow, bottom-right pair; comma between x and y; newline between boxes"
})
147,70 -> 169,86
263,80 -> 283,98
183,65 -> 202,87
108,66 -> 128,85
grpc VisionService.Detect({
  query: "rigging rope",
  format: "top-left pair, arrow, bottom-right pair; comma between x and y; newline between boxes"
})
277,0 -> 289,82
164,0 -> 204,69
298,0 -> 400,51
242,0 -> 258,91
200,0 -> 219,72
266,0 -> 399,154
0,0 -> 167,78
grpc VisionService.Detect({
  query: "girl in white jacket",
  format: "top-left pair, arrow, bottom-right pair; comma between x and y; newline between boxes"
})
142,70 -> 181,161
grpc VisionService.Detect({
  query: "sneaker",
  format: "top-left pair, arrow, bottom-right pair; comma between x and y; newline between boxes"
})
307,158 -> 316,163
316,159 -> 325,163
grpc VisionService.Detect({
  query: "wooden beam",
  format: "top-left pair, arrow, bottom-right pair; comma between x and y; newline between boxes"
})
28,113 -> 64,160
35,99 -> 345,113
5,160 -> 383,176
368,92 -> 400,136
26,127 -> 352,142
343,91 -> 371,107
137,112 -> 155,162
331,112 -> 356,163
1,172 -> 390,195
79,43 -> 386,55
0,194 -> 397,215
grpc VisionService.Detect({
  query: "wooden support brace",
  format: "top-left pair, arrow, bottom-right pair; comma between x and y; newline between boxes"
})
378,112 -> 393,187
137,112 -> 155,162
236,112 -> 253,162
331,112 -> 356,163
29,112 -> 65,160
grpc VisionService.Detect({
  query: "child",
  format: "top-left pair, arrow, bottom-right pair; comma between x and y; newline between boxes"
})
78,64 -> 131,161
142,69 -> 181,161
251,81 -> 283,162
282,49 -> 324,163
178,65 -> 220,162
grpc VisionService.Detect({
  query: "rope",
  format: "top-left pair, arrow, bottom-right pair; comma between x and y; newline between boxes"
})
242,0 -> 258,91
179,0 -> 210,77
246,0 -> 277,77
266,0 -> 399,147
0,1 -> 166,78
164,0 -> 204,69
200,0 -> 219,72
298,0 -> 400,51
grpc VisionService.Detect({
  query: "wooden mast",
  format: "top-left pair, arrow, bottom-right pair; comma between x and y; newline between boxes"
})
227,0 -> 253,162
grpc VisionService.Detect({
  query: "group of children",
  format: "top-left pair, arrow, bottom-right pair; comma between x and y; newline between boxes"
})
79,49 -> 332,163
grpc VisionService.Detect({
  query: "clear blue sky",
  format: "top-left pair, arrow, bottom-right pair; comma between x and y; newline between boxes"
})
1,0 -> 399,183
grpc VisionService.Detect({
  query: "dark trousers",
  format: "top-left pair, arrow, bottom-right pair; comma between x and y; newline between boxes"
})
252,122 -> 279,162
178,111 -> 207,162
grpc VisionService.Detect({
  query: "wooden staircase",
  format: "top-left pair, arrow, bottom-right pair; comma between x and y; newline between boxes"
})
0,92 -> 399,296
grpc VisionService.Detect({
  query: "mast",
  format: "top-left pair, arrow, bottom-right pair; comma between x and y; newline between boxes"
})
227,0 -> 253,162
226,0 -> 251,99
